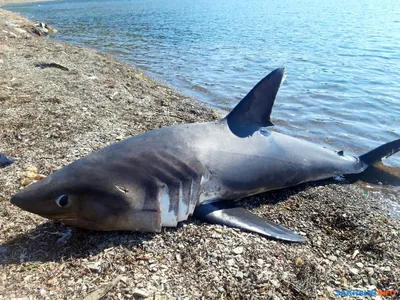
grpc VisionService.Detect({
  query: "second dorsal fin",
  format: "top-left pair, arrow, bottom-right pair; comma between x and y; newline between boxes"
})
224,68 -> 285,136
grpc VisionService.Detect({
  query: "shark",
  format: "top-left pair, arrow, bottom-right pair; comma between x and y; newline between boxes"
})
10,68 -> 400,242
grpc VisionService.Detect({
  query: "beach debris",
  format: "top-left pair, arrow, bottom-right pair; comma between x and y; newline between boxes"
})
232,246 -> 244,255
56,228 -> 73,243
83,275 -> 122,300
37,21 -> 57,32
8,27 -> 31,39
0,153 -> 17,168
32,22 -> 57,36
35,63 -> 69,71
87,262 -> 103,274
132,289 -> 149,298
32,26 -> 47,36
349,267 -> 359,275
20,166 -> 46,187
5,21 -> 17,27
13,27 -> 28,35
327,255 -> 337,262
352,249 -> 359,259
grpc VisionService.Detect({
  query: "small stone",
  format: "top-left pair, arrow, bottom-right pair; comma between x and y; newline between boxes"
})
235,271 -> 243,279
47,277 -> 57,285
328,255 -> 337,262
232,246 -> 244,255
119,266 -> 126,272
322,259 -> 331,265
270,279 -> 280,288
383,266 -> 391,272
341,277 -> 348,287
87,262 -> 102,273
258,287 -> 266,293
355,262 -> 363,268
365,267 -> 374,276
227,259 -> 235,266
316,265 -> 325,274
120,276 -> 129,284
349,268 -> 359,275
13,28 -> 27,35
21,177 -> 34,186
295,257 -> 303,265
326,286 -> 335,297
281,272 -> 289,280
40,288 -> 46,296
369,278 -> 377,286
133,289 -> 149,298
352,250 -> 359,259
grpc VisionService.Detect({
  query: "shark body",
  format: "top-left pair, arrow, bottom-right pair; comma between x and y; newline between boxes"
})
11,68 -> 400,242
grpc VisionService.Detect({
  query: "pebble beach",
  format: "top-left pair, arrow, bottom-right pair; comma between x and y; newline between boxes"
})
0,2 -> 399,299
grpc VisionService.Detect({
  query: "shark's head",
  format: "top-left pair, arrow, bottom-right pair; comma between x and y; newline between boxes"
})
10,156 -> 162,232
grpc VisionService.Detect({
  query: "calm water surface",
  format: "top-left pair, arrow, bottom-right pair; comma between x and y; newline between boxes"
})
4,0 -> 400,168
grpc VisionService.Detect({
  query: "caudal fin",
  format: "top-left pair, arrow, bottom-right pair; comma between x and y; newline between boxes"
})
359,139 -> 400,166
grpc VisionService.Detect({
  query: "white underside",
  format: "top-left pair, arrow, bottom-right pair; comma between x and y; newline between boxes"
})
160,182 -> 192,227
176,181 -> 188,222
160,185 -> 178,227
160,175 -> 217,227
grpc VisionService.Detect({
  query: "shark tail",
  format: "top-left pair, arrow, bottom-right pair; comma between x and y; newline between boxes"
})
359,139 -> 400,167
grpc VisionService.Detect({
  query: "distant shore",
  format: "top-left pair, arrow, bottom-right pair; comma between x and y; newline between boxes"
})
0,6 -> 398,300
0,0 -> 56,5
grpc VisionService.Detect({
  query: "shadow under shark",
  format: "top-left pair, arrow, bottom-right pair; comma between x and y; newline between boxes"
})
10,68 -> 400,243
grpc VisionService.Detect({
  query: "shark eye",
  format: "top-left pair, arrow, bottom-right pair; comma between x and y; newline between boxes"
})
55,195 -> 69,208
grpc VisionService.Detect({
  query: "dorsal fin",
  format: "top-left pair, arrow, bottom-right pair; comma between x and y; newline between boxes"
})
224,68 -> 285,137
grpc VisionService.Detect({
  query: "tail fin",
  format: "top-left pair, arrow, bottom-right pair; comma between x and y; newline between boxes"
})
359,139 -> 400,166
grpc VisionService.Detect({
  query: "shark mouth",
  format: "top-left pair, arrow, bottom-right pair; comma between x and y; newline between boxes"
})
58,218 -> 105,230
38,214 -> 101,230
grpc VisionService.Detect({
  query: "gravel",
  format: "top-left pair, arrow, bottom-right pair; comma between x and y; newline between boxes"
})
0,7 -> 399,300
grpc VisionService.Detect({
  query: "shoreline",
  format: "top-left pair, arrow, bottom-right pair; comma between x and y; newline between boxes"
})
0,7 -> 399,300
0,0 -> 56,6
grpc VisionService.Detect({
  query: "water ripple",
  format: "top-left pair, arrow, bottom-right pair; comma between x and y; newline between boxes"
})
5,0 -> 400,168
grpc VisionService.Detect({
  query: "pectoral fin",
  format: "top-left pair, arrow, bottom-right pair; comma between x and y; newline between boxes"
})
194,200 -> 305,243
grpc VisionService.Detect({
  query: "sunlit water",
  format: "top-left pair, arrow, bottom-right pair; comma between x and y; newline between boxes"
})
4,0 -> 400,171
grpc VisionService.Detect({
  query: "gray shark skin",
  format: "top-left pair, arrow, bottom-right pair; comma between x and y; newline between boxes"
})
11,68 -> 400,242
0,153 -> 16,168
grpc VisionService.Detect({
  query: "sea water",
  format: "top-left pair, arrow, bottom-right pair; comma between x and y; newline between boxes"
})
4,0 -> 400,169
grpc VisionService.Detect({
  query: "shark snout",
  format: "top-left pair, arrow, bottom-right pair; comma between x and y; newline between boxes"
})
10,193 -> 24,208
10,192 -> 37,214
10,189 -> 44,215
